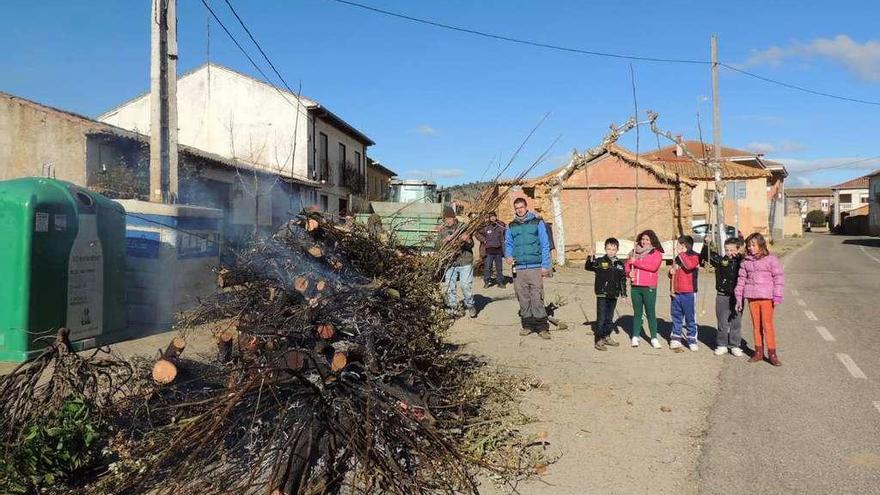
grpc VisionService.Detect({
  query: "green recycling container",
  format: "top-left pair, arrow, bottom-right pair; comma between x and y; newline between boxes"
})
0,178 -> 127,362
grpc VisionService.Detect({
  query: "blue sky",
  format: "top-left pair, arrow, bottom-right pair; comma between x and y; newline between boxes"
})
3,0 -> 880,187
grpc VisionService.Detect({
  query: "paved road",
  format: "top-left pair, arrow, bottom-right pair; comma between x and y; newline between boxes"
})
700,234 -> 880,495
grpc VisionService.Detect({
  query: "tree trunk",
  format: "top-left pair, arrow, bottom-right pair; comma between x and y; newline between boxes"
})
152,337 -> 186,385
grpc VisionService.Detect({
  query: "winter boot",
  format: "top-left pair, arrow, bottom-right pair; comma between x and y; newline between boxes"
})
768,349 -> 782,367
749,345 -> 764,363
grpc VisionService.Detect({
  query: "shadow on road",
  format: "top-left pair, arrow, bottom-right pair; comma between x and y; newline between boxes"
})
611,315 -> 719,349
472,294 -> 493,312
842,238 -> 880,248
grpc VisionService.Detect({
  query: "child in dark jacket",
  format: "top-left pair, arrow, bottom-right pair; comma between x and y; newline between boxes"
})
668,235 -> 701,351
710,237 -> 744,356
585,238 -> 627,351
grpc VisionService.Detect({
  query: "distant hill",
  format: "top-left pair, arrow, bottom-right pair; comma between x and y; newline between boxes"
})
441,181 -> 495,211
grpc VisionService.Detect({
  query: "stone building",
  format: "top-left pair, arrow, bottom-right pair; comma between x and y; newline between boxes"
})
784,188 -> 832,222
0,90 -> 298,246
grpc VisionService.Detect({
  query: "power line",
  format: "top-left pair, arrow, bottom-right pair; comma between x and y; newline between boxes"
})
795,155 -> 880,173
328,0 -> 708,65
221,0 -> 300,98
199,0 -> 307,115
328,0 -> 880,107
720,64 -> 880,107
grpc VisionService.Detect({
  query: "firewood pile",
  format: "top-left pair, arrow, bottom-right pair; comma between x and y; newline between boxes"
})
0,211 -> 545,495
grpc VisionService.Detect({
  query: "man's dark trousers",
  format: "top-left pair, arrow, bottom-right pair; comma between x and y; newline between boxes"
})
484,253 -> 503,285
596,296 -> 618,341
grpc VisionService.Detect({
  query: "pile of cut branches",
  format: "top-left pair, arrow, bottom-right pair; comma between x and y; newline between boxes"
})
0,211 -> 544,495
0,330 -> 135,494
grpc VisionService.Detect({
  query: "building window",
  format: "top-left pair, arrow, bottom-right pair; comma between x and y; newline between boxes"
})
820,199 -> 829,210
338,143 -> 347,186
355,151 -> 362,175
839,193 -> 852,203
726,180 -> 746,200
319,133 -> 329,183
860,194 -> 869,204
320,194 -> 329,212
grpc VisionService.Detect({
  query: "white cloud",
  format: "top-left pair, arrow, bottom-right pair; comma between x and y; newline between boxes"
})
413,124 -> 438,136
743,35 -> 880,81
778,140 -> 807,153
745,142 -> 776,154
405,168 -> 465,179
743,140 -> 807,155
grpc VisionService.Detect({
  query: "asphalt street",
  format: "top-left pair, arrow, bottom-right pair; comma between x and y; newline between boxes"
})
700,234 -> 880,495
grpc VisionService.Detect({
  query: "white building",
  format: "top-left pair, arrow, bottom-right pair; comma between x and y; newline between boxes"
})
100,63 -> 374,217
830,174 -> 871,227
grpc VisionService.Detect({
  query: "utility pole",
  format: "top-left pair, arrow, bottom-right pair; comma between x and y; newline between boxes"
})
150,0 -> 179,203
711,34 -> 726,252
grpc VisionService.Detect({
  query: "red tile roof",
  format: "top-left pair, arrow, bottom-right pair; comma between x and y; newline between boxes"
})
785,188 -> 832,198
647,140 -> 761,162
831,173 -> 873,190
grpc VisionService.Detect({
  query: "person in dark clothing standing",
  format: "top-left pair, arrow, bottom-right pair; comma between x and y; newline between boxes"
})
504,198 -> 552,339
475,211 -> 506,288
436,206 -> 477,318
585,238 -> 627,351
710,237 -> 745,356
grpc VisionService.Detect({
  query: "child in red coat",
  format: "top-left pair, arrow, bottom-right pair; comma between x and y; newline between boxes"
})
669,235 -> 701,351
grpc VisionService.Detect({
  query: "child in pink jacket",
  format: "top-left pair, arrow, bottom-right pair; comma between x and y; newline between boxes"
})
734,233 -> 785,366
625,229 -> 664,348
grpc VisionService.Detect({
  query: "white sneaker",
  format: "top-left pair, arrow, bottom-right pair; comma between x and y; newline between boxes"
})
669,340 -> 682,350
631,337 -> 640,347
689,343 -> 699,352
730,347 -> 744,357
650,338 -> 662,349
714,346 -> 728,356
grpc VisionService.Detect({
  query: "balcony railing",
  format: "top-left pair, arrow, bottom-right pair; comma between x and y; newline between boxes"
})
840,203 -> 852,211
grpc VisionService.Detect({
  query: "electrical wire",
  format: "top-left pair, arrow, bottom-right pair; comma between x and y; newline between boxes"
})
199,0 -> 308,116
328,0 -> 880,107
791,155 -> 880,174
328,0 -> 707,65
720,63 -> 880,107
222,0 -> 301,99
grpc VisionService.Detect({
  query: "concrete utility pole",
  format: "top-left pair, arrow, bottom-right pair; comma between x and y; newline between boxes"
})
150,0 -> 179,203
711,34 -> 726,252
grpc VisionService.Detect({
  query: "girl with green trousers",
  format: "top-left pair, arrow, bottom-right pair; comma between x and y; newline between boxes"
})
624,230 -> 664,348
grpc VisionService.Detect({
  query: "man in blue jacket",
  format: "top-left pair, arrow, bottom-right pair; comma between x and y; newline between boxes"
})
504,197 -> 552,339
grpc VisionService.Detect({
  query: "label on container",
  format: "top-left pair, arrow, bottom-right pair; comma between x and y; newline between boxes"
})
54,214 -> 67,231
66,214 -> 104,341
35,212 -> 49,232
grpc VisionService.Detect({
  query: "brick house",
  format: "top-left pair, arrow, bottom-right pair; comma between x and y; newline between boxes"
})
784,188 -> 833,222
494,144 -> 695,263
643,141 -> 775,237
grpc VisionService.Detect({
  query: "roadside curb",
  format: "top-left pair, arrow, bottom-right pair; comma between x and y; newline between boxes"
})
781,238 -> 814,268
